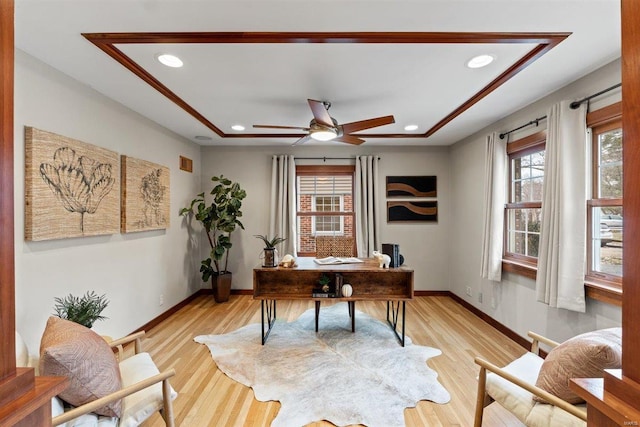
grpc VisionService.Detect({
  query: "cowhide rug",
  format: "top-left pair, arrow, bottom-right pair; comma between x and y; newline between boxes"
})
194,302 -> 450,427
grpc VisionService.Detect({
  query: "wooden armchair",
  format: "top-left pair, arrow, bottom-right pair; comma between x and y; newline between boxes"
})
474,331 -> 587,427
16,328 -> 176,427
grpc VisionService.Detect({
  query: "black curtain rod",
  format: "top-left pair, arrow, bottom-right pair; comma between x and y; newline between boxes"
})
294,156 -> 381,162
570,83 -> 621,109
499,116 -> 546,140
499,82 -> 621,140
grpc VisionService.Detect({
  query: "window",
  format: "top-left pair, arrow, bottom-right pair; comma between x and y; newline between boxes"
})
587,103 -> 623,287
312,195 -> 344,234
296,165 -> 355,256
504,131 -> 546,266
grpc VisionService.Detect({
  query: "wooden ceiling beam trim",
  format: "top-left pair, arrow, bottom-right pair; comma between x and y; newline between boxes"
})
83,31 -> 569,45
82,31 -> 570,142
87,41 -> 226,137
424,39 -> 567,138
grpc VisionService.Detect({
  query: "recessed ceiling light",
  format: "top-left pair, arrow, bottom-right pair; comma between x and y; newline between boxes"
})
404,124 -> 419,131
231,125 -> 245,131
466,54 -> 495,69
156,53 -> 183,68
194,135 -> 212,141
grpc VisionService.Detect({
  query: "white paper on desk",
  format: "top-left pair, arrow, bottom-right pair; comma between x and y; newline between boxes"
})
313,256 -> 363,265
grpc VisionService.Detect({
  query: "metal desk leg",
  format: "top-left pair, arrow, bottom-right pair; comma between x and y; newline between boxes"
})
350,301 -> 356,332
261,299 -> 277,345
386,301 -> 406,346
315,300 -> 320,332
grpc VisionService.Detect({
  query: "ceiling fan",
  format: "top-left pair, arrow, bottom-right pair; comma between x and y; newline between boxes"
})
253,99 -> 395,146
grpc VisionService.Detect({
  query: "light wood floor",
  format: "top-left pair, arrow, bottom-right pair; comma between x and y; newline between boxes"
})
140,294 -> 527,427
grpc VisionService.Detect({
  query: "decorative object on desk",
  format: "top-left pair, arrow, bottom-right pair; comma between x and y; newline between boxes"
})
254,234 -> 286,267
372,250 -> 391,268
53,291 -> 109,328
120,155 -> 170,233
25,127 -> 119,241
181,175 -> 247,303
386,175 -> 437,198
278,254 -> 297,268
341,283 -> 353,297
318,274 -> 331,293
195,303 -> 450,427
387,200 -> 438,222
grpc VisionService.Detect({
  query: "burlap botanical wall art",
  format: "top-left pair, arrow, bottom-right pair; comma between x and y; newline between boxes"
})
120,155 -> 170,233
25,127 -> 120,241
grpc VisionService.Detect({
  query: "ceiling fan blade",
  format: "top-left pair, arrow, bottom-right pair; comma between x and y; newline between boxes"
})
292,134 -> 313,146
253,124 -> 310,131
334,135 -> 365,145
307,99 -> 334,127
341,115 -> 395,134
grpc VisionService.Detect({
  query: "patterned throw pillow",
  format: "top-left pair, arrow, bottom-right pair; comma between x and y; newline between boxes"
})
39,316 -> 123,417
534,327 -> 622,404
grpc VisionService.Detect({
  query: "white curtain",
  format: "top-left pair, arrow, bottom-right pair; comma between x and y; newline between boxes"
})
535,100 -> 587,312
480,132 -> 507,282
355,155 -> 380,257
269,155 -> 297,255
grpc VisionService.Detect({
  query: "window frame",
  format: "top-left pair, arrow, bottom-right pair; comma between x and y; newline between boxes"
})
311,195 -> 345,236
296,165 -> 355,257
585,103 -> 623,290
503,131 -> 546,270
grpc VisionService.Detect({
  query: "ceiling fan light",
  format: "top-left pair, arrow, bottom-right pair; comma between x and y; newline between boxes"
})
310,129 -> 337,141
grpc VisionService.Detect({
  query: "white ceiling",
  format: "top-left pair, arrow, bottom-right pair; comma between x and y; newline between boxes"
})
15,0 -> 621,146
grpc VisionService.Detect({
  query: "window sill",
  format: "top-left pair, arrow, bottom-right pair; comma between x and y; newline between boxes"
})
501,260 -> 622,307
502,259 -> 537,280
584,280 -> 622,306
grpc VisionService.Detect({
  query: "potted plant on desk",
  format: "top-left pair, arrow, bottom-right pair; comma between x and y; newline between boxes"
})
181,175 -> 247,303
254,234 -> 286,267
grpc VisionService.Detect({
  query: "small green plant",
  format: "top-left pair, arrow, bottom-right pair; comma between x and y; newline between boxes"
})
53,291 -> 109,328
254,234 -> 286,249
318,274 -> 331,292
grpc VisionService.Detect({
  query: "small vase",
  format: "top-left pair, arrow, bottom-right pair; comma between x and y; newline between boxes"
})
263,248 -> 278,267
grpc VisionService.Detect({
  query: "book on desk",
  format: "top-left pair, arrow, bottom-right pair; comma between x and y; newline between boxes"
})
313,256 -> 363,265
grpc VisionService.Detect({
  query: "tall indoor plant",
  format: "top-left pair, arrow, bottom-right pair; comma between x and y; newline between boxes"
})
181,175 -> 247,302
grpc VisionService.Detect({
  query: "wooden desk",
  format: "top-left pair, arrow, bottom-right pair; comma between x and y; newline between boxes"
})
253,257 -> 414,345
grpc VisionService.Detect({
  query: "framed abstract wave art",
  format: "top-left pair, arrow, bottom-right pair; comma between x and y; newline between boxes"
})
386,175 -> 437,198
120,155 -> 170,233
387,201 -> 438,222
24,127 -> 120,241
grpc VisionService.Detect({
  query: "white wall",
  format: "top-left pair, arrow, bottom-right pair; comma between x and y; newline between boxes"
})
14,50 -> 202,353
199,144 -> 452,292
449,59 -> 622,343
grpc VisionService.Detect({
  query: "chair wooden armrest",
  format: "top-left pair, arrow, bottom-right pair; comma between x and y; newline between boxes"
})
52,368 -> 176,427
106,331 -> 145,360
474,356 -> 586,426
528,331 -> 560,355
